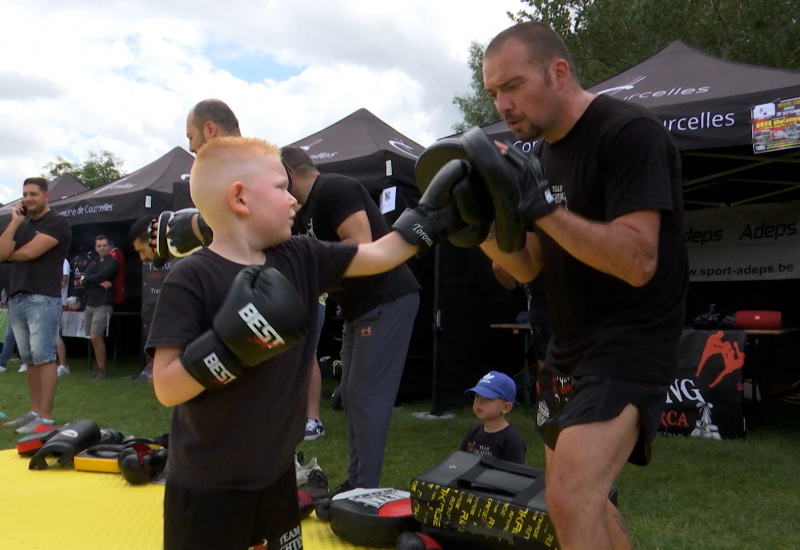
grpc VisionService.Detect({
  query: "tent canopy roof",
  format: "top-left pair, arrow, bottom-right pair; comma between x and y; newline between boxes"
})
49,146 -> 194,225
474,42 -> 800,210
286,108 -> 426,193
287,108 -> 425,165
588,40 -> 800,109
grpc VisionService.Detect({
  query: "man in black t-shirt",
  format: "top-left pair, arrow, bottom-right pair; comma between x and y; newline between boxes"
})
479,22 -> 688,549
81,235 -> 119,379
282,145 -> 420,490
0,177 -> 71,434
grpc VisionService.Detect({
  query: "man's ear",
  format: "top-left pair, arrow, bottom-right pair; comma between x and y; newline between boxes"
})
227,181 -> 248,215
204,120 -> 218,139
553,59 -> 571,90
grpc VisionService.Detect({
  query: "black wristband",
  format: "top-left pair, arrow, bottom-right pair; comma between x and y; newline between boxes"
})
180,330 -> 243,390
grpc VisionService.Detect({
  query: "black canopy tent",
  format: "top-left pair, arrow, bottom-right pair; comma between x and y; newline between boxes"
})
48,146 -> 194,226
285,109 -> 441,403
431,42 -> 800,406
286,108 -> 426,224
482,40 -> 800,209
45,147 -> 194,313
0,173 -> 88,226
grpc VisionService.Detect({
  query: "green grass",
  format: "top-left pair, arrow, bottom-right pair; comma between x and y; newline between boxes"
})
2,353 -> 799,549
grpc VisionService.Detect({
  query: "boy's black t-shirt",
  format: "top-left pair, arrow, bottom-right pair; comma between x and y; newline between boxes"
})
294,173 -> 419,320
146,236 -> 357,491
459,424 -> 527,465
536,94 -> 688,384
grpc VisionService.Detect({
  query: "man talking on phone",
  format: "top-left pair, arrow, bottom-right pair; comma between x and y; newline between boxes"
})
0,177 -> 71,434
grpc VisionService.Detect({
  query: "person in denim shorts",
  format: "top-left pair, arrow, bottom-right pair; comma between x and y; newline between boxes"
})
0,177 -> 71,434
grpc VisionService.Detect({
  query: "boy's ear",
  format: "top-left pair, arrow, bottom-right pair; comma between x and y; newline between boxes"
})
502,400 -> 513,414
227,181 -> 249,215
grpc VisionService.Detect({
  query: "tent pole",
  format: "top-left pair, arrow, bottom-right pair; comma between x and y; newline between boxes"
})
430,243 -> 441,414
413,243 -> 455,420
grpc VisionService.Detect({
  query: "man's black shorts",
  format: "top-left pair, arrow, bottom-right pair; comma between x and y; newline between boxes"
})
535,371 -> 668,466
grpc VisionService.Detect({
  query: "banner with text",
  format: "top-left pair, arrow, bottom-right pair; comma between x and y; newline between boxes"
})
685,201 -> 800,282
660,329 -> 746,439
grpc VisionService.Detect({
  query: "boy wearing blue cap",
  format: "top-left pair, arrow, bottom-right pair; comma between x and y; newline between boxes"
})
460,371 -> 527,464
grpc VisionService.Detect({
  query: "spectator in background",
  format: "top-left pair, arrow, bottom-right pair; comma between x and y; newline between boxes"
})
0,318 -> 22,373
282,145 -> 420,490
56,258 -> 70,376
0,177 -> 71,434
81,235 -> 119,379
109,240 -> 126,306
128,215 -> 163,383
460,370 -> 527,464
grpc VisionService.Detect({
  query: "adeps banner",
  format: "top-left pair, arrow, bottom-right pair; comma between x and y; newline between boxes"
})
685,201 -> 800,282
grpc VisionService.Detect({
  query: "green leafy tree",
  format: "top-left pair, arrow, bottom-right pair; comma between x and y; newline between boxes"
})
510,0 -> 800,86
451,41 -> 500,133
42,150 -> 126,189
453,1 -> 800,130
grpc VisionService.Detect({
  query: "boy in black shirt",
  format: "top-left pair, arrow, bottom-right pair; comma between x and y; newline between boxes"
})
460,371 -> 527,465
146,136 -> 457,550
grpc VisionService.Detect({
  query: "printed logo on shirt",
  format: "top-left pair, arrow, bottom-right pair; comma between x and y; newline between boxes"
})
466,441 -> 494,457
360,326 -> 373,337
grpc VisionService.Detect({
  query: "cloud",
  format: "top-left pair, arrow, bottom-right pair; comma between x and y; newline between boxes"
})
0,0 -> 522,204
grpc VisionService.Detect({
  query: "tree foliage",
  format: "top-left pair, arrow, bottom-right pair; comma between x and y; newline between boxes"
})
509,0 -> 800,87
451,41 -> 499,133
42,150 -> 126,189
453,0 -> 800,130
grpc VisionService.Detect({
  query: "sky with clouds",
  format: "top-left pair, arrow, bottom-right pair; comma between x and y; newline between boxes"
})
0,0 -> 526,204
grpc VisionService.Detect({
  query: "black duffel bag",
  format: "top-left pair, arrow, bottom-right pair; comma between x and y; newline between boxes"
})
410,451 -> 618,550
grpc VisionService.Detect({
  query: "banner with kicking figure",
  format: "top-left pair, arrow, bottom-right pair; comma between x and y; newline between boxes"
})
660,329 -> 747,439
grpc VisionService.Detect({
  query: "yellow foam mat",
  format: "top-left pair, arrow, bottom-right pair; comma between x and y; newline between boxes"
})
0,449 -> 382,549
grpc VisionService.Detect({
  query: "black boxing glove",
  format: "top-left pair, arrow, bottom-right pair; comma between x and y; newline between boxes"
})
392,159 -> 469,254
504,145 -> 557,230
180,266 -> 310,390
118,443 -> 168,485
151,209 -> 210,261
447,165 -> 494,248
29,419 -> 101,470
167,208 -> 213,254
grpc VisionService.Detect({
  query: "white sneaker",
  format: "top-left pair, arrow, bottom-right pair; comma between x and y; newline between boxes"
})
57,365 -> 70,377
14,416 -> 54,435
0,365 -> 6,373
4,411 -> 37,428
18,363 -> 27,373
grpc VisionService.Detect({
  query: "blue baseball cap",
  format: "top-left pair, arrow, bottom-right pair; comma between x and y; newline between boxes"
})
465,371 -> 516,403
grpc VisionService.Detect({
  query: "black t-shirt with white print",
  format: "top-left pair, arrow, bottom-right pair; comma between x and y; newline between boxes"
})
146,236 -> 356,491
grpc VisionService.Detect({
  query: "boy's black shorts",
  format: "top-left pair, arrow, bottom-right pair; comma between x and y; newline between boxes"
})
164,463 -> 301,550
534,371 -> 668,466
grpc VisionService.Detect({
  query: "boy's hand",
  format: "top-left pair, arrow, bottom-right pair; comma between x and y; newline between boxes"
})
392,159 -> 492,254
180,267 -> 310,390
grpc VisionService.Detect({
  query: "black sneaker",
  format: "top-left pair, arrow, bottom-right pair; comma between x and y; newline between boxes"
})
331,479 -> 357,497
304,418 -> 325,441
307,469 -> 329,500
